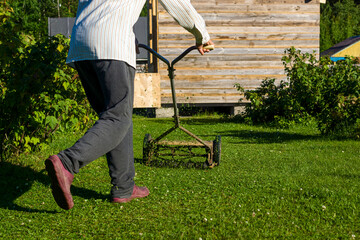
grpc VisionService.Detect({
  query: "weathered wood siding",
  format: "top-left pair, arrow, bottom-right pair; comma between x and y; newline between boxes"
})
157,0 -> 320,105
134,73 -> 161,108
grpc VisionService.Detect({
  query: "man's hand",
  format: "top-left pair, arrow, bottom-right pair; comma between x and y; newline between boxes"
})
197,40 -> 215,55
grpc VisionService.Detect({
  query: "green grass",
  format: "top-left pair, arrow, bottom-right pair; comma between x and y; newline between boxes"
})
1,115 -> 360,239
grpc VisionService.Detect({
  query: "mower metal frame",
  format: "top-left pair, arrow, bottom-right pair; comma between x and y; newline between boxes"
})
139,44 -> 220,168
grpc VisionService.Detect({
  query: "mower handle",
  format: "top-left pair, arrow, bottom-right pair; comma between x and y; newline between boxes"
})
138,43 -> 170,67
137,44 -> 214,129
172,45 -> 215,65
138,44 -> 214,68
172,46 -> 198,66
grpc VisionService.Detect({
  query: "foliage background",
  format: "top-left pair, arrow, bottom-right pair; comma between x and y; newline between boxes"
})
320,0 -> 360,52
1,0 -> 360,158
0,2 -> 96,158
5,0 -> 78,41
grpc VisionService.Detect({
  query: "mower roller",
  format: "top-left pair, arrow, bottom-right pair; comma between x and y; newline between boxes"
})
139,44 -> 221,168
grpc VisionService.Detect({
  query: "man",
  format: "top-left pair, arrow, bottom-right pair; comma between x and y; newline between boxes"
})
45,0 -> 214,210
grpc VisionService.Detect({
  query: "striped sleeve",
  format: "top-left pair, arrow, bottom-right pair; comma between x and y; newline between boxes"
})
159,0 -> 210,45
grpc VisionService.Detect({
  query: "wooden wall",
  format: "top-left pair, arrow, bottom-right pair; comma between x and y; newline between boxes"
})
157,0 -> 320,105
134,73 -> 161,108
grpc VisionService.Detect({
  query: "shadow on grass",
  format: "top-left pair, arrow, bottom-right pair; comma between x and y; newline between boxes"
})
135,157 -> 210,169
216,129 -> 323,144
328,173 -> 360,180
180,117 -> 228,126
0,161 -> 107,213
144,117 -> 323,143
147,117 -> 227,126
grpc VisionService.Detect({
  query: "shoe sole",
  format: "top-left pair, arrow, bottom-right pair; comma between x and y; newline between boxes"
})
45,157 -> 74,210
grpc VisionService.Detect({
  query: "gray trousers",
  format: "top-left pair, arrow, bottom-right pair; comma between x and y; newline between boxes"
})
58,60 -> 135,198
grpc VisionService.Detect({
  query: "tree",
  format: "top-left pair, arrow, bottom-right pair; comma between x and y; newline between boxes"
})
321,0 -> 360,52
6,0 -> 78,40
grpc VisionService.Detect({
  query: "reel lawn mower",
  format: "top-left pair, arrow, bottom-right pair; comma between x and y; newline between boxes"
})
139,44 -> 221,168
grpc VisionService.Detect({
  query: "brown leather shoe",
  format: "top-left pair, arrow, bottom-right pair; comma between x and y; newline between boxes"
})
45,155 -> 74,210
112,185 -> 149,203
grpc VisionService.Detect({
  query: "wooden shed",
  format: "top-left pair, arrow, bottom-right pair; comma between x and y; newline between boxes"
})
320,35 -> 360,62
146,0 -> 321,109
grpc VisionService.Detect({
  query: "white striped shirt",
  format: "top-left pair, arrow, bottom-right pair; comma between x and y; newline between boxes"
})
66,0 -> 210,69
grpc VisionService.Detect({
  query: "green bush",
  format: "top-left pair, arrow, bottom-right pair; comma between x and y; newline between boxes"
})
236,80 -> 291,128
0,33 -> 96,158
316,57 -> 360,136
235,77 -> 310,128
236,47 -> 360,137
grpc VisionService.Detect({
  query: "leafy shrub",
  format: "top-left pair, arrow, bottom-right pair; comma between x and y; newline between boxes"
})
0,34 -> 96,158
316,57 -> 360,136
235,78 -> 309,128
236,47 -> 360,137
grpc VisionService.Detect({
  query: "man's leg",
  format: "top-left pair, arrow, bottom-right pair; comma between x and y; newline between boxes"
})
107,122 -> 135,198
58,60 -> 136,196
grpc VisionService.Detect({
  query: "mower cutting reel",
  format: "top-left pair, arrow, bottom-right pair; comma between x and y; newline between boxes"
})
139,44 -> 220,168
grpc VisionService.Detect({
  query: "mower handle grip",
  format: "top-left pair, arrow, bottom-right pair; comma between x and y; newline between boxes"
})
203,45 -> 215,50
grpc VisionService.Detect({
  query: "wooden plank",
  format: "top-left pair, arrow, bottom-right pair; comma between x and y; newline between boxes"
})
156,53 -> 311,63
160,78 -> 283,89
159,32 -> 320,40
159,68 -> 286,76
160,12 -> 319,20
160,13 -> 320,22
158,39 -> 319,48
189,0 -> 321,4
160,18 -> 319,27
159,2 -> 320,13
163,4 -> 319,13
162,88 -> 245,95
159,25 -> 319,33
161,95 -> 245,104
159,74 -> 286,81
159,60 -> 285,68
253,0 -> 322,4
134,73 -> 161,108
165,54 -> 285,62
194,5 -> 319,13
159,66 -> 285,71
158,48 -> 319,55
158,0 -> 321,6
159,75 -> 287,91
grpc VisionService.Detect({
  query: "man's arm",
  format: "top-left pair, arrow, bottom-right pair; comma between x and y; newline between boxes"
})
159,0 -> 214,54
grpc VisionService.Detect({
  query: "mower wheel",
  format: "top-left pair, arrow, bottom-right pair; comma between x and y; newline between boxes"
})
213,135 -> 221,166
